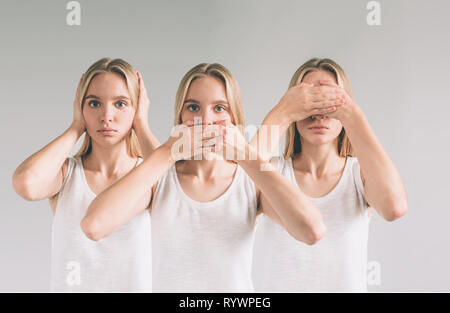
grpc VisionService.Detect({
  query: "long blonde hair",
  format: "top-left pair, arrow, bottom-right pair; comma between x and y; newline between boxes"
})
74,58 -> 142,158
173,63 -> 245,132
284,58 -> 355,159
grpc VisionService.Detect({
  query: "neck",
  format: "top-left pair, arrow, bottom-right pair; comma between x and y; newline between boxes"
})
83,140 -> 137,177
177,158 -> 235,180
293,137 -> 344,178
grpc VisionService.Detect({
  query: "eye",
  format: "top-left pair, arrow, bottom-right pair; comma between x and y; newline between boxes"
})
88,100 -> 100,108
116,101 -> 127,108
214,105 -> 226,113
187,104 -> 199,112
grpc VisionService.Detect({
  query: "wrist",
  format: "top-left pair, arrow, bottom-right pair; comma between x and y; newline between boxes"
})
160,139 -> 179,163
236,144 -> 261,165
69,122 -> 85,138
340,104 -> 365,131
237,149 -> 275,173
268,103 -> 293,126
133,118 -> 150,132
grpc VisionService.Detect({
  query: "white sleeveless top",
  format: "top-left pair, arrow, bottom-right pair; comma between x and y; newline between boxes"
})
50,156 -> 152,292
150,162 -> 258,292
252,156 -> 370,292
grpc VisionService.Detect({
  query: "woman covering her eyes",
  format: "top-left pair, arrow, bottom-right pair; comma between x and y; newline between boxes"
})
12,58 -> 160,292
82,63 -> 328,292
251,58 -> 408,292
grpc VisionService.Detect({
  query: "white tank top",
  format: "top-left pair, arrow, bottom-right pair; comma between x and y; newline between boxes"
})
151,162 -> 258,292
50,156 -> 152,292
252,156 -> 370,292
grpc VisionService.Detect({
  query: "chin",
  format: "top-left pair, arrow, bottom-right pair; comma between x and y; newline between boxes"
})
305,137 -> 334,145
92,134 -> 124,145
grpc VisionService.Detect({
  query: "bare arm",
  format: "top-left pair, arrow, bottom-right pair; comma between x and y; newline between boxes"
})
133,123 -> 161,159
217,120 -> 326,245
238,149 -> 326,245
249,106 -> 291,162
321,80 -> 408,221
12,75 -> 85,202
340,107 -> 407,221
81,143 -> 175,241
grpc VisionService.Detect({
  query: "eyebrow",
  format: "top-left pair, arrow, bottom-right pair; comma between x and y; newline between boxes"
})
85,95 -> 130,100
183,99 -> 229,105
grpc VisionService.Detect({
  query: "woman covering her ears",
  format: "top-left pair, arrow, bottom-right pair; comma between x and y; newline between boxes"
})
251,58 -> 408,292
12,58 -> 160,292
82,63 -> 328,292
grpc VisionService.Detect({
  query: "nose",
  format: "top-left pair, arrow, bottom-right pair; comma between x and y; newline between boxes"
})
201,107 -> 215,125
100,103 -> 114,124
311,114 -> 326,120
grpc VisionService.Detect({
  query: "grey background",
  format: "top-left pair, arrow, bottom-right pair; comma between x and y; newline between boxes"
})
1,0 -> 449,292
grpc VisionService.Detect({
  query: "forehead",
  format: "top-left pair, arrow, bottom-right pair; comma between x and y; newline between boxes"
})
185,76 -> 227,102
302,70 -> 337,84
86,72 -> 130,98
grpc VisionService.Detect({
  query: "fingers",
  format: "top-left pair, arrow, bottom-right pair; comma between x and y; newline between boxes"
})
212,119 -> 230,127
309,106 -> 337,115
202,125 -> 224,139
183,119 -> 197,127
318,79 -> 338,87
201,135 -> 223,147
310,92 -> 340,102
309,92 -> 343,108
309,85 -> 339,94
316,81 -> 346,100
297,82 -> 314,88
137,71 -> 149,100
179,123 -> 225,139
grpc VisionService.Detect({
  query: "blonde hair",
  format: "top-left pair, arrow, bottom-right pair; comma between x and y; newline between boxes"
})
74,58 -> 142,158
173,63 -> 245,132
284,58 -> 355,159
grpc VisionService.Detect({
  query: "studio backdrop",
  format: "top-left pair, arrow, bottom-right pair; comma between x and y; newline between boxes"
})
1,0 -> 449,292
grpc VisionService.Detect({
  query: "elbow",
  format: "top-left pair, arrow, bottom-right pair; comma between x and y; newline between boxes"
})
80,217 -> 104,242
291,208 -> 327,245
291,219 -> 326,246
383,198 -> 408,222
304,222 -> 327,246
12,172 -> 39,201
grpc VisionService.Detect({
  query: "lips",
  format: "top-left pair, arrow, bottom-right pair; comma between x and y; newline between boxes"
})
308,126 -> 328,129
98,128 -> 117,135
